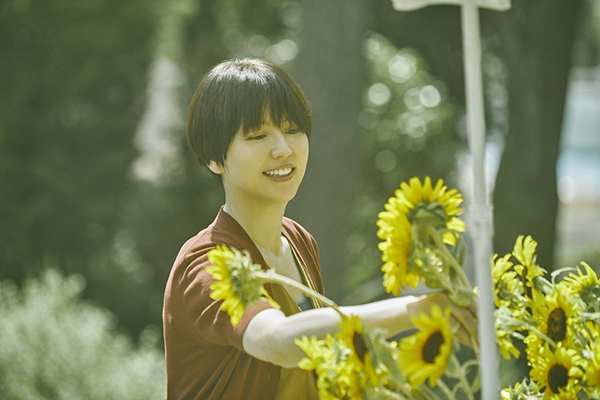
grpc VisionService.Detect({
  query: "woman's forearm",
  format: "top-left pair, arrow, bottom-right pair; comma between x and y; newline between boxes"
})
242,295 -> 423,368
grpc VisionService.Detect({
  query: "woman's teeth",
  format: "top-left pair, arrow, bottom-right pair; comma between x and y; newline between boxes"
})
264,167 -> 293,177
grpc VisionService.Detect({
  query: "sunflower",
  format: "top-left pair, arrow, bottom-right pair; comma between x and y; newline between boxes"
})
584,338 -> 600,396
525,287 -> 581,363
206,245 -> 279,326
386,176 -> 465,242
335,314 -> 384,390
530,286 -> 581,347
337,315 -> 368,368
399,305 -> 453,387
297,332 -> 364,399
296,335 -> 353,399
562,262 -> 599,298
378,215 -> 418,295
295,335 -> 333,372
529,344 -> 584,400
377,177 -> 465,294
492,253 -> 518,308
512,235 -> 545,299
496,324 -> 520,360
492,253 -> 515,286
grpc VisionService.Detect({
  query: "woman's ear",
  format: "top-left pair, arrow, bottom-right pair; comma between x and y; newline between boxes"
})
208,160 -> 224,175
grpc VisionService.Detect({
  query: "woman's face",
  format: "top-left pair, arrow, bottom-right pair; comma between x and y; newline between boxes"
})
211,115 -> 309,208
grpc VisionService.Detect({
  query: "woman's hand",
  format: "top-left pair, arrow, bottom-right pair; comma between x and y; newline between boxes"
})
407,291 -> 478,348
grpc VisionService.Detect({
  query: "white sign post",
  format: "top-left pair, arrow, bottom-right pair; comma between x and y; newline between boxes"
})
390,1 -> 511,399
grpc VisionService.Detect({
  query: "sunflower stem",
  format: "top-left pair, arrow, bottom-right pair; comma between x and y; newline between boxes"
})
426,225 -> 471,289
470,336 -> 480,362
409,227 -> 457,296
436,379 -> 455,400
370,386 -> 406,400
497,315 -> 557,349
450,353 -> 476,400
416,385 -> 445,400
418,251 -> 458,295
255,270 -> 343,314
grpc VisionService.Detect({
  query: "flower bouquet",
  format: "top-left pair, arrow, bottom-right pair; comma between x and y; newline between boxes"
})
494,236 -> 600,399
205,176 -> 599,399
205,177 -> 482,399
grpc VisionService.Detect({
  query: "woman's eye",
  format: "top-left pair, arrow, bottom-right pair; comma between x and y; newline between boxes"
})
286,128 -> 301,134
248,134 -> 266,140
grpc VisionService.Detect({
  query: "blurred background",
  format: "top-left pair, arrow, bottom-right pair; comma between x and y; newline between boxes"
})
1,0 -> 599,397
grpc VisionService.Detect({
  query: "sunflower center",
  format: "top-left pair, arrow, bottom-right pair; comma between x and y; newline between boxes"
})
547,308 -> 567,343
353,332 -> 368,362
422,331 -> 444,363
548,364 -> 569,394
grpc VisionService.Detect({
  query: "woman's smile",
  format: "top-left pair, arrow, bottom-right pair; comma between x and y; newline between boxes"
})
263,165 -> 295,180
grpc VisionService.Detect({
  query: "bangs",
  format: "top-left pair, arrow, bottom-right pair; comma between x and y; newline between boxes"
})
235,68 -> 312,137
186,58 -> 312,170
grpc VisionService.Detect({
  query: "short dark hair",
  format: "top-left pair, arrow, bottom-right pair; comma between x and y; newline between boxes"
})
186,58 -> 313,171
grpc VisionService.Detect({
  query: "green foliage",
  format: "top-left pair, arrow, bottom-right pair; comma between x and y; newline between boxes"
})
115,161 -> 225,336
371,1 -> 464,105
360,33 -> 458,192
0,0 -> 467,347
0,0 -> 300,341
0,269 -> 165,399
344,33 -> 460,304
0,0 -> 158,321
180,0 -> 296,84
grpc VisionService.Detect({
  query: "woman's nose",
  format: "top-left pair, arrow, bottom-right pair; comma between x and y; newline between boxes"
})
271,131 -> 292,158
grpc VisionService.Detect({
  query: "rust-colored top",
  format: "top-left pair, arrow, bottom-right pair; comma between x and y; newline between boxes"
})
163,207 -> 324,400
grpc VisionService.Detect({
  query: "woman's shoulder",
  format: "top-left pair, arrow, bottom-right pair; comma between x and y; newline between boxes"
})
282,217 -> 318,252
167,210 -> 263,295
179,210 -> 257,264
282,217 -> 311,238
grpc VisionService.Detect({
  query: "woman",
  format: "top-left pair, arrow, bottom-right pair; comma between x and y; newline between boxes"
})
162,58 -> 476,400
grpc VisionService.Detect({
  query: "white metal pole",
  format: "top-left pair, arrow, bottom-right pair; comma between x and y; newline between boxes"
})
461,1 -> 499,399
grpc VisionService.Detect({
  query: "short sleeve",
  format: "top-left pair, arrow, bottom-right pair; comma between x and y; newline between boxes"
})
176,244 -> 274,351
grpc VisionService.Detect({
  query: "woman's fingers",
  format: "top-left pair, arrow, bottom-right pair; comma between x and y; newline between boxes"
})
428,291 -> 479,348
449,310 -> 478,348
451,303 -> 478,343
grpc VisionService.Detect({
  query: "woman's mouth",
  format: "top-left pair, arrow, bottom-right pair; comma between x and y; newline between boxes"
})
263,167 -> 293,178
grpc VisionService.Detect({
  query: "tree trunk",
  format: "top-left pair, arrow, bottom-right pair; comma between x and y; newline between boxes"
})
288,0 -> 369,301
491,0 -> 583,270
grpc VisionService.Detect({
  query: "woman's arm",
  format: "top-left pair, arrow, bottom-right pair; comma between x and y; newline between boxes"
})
242,292 -> 477,368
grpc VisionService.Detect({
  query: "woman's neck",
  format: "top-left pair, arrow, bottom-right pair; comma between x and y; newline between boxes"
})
223,199 -> 286,255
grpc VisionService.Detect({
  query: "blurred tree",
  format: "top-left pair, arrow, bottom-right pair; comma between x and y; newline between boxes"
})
371,0 -> 589,272
288,0 -> 370,302
489,0 -> 584,271
0,0 -> 157,332
372,3 -> 466,112
343,33 -> 460,304
106,0 -> 205,340
0,0 -> 300,339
